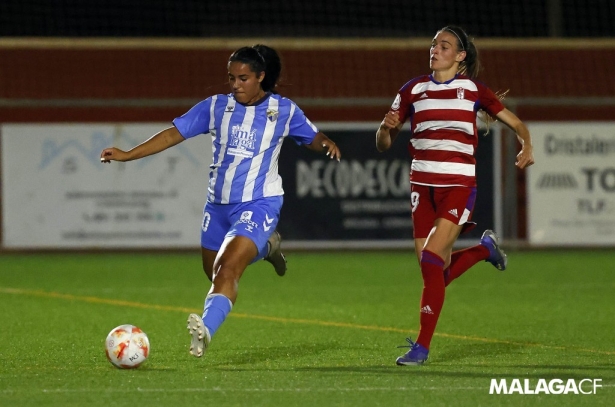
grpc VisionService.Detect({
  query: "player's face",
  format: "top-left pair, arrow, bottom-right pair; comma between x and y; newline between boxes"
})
429,31 -> 466,72
228,61 -> 265,105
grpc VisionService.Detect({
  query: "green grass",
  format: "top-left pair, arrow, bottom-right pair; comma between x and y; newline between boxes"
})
1,250 -> 614,406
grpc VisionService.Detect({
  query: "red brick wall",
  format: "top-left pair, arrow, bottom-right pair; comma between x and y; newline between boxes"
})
1,42 -> 614,122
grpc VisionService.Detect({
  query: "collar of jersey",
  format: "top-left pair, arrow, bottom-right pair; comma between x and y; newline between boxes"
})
234,92 -> 272,107
428,74 -> 459,85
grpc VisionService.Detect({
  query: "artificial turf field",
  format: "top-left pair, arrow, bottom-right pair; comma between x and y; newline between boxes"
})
0,249 -> 613,406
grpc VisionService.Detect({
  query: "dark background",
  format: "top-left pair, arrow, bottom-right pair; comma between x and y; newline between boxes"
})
1,0 -> 613,37
278,129 -> 494,241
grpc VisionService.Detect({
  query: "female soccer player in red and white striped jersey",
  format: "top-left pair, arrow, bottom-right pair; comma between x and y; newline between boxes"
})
376,26 -> 534,365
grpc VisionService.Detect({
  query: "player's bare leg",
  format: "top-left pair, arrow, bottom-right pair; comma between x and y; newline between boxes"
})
187,237 -> 254,358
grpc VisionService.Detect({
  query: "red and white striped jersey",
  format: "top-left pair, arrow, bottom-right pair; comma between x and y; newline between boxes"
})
391,74 -> 504,187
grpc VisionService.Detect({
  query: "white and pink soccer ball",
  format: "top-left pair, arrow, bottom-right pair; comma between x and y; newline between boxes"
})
105,324 -> 150,369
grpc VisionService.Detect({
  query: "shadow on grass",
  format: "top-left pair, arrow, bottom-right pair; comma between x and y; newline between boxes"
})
434,341 -> 527,362
291,366 -> 613,382
210,341 -> 615,381
215,364 -> 612,381
503,364 -> 615,371
207,341 -> 341,367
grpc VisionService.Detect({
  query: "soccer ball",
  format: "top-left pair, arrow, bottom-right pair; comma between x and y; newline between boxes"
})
105,324 -> 150,369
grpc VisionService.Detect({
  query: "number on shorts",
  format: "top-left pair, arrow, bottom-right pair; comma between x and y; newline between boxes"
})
410,191 -> 420,213
202,212 -> 211,232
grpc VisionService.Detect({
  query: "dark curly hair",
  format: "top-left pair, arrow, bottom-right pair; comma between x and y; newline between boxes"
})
228,45 -> 282,93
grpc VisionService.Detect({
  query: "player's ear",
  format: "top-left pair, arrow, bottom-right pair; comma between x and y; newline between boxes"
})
257,71 -> 265,83
456,50 -> 467,62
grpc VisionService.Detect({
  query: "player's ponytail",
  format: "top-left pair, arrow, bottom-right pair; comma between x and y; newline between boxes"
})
252,44 -> 282,94
442,25 -> 506,135
460,40 -> 480,79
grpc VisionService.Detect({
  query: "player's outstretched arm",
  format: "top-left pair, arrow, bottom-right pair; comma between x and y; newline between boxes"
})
100,126 -> 186,163
495,108 -> 535,169
305,132 -> 341,162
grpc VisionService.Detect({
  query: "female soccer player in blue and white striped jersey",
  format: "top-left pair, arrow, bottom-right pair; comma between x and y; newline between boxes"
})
100,44 -> 341,358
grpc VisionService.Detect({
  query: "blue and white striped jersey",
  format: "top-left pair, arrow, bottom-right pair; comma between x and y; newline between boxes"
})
173,93 -> 318,204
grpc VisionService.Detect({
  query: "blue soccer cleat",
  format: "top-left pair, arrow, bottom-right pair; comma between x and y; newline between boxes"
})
480,229 -> 508,271
187,313 -> 211,358
396,338 -> 429,366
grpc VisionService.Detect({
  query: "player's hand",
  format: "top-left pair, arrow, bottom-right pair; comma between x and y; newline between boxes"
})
321,141 -> 341,162
380,111 -> 401,130
100,148 -> 129,163
515,146 -> 535,169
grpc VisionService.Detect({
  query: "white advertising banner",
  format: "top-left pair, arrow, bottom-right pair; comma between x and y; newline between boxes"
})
527,122 -> 615,246
1,124 -> 212,248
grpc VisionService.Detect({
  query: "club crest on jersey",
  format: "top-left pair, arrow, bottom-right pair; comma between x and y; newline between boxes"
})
391,94 -> 401,110
457,87 -> 465,99
267,109 -> 279,122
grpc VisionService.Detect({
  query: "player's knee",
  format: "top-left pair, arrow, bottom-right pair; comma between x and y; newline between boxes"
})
212,266 -> 240,291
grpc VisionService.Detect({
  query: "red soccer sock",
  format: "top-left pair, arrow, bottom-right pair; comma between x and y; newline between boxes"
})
416,249 -> 445,350
444,244 -> 490,287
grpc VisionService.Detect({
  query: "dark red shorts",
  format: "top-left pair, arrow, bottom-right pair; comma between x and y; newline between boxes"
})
410,184 -> 477,238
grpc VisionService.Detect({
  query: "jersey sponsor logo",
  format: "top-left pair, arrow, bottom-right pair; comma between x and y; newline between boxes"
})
420,92 -> 428,99
457,87 -> 465,99
238,211 -> 258,232
228,124 -> 256,158
391,93 -> 401,110
266,109 -> 279,122
225,105 -> 234,113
